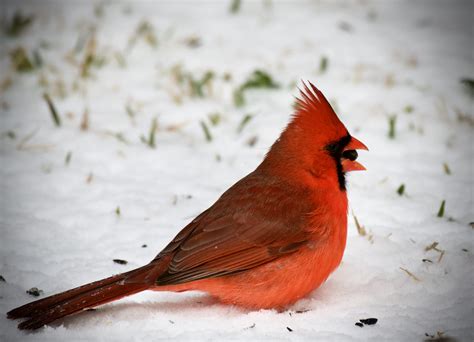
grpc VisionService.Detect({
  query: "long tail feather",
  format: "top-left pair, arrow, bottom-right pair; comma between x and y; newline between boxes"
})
7,263 -> 159,330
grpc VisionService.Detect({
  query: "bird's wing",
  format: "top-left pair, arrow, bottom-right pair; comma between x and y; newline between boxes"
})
154,174 -> 315,285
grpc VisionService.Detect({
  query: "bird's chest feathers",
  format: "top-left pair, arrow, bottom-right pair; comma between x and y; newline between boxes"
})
307,186 -> 347,233
304,188 -> 348,265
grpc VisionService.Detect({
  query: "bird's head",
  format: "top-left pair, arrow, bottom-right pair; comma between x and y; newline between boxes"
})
262,81 -> 368,191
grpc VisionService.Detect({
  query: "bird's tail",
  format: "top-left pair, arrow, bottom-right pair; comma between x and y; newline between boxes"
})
7,263 -> 160,330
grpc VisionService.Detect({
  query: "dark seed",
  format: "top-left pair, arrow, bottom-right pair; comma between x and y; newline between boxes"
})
286,327 -> 293,332
141,244 -> 147,248
360,318 -> 378,325
355,322 -> 364,327
342,149 -> 358,161
0,275 -> 5,282
26,287 -> 43,297
295,309 -> 310,313
113,259 -> 128,265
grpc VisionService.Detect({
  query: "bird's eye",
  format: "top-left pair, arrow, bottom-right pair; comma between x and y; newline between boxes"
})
342,149 -> 358,161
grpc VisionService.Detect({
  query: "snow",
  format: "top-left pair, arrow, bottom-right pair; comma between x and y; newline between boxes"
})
0,0 -> 473,341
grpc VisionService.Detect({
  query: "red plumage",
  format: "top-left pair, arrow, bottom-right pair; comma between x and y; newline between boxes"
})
7,82 -> 367,330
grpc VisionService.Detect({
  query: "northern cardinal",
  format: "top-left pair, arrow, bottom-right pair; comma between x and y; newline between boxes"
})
7,82 -> 367,330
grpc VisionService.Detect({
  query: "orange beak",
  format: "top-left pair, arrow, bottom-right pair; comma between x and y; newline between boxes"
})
341,136 -> 368,172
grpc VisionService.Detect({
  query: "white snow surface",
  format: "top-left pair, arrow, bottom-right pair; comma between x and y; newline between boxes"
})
1,0 -> 473,341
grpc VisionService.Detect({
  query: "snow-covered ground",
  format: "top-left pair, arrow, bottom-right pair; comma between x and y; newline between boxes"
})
1,0 -> 473,341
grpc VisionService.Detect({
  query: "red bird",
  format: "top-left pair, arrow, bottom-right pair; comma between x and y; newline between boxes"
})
7,82 -> 367,330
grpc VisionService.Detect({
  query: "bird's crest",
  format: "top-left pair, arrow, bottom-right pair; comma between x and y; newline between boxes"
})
292,81 -> 348,139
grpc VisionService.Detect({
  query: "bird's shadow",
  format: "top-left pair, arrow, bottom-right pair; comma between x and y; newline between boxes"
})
44,293 -> 230,330
18,286 -> 326,331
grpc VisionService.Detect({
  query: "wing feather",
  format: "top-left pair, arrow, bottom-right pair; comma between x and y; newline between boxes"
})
155,174 -> 315,285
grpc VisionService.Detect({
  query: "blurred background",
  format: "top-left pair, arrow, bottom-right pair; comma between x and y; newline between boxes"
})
0,1 -> 473,341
